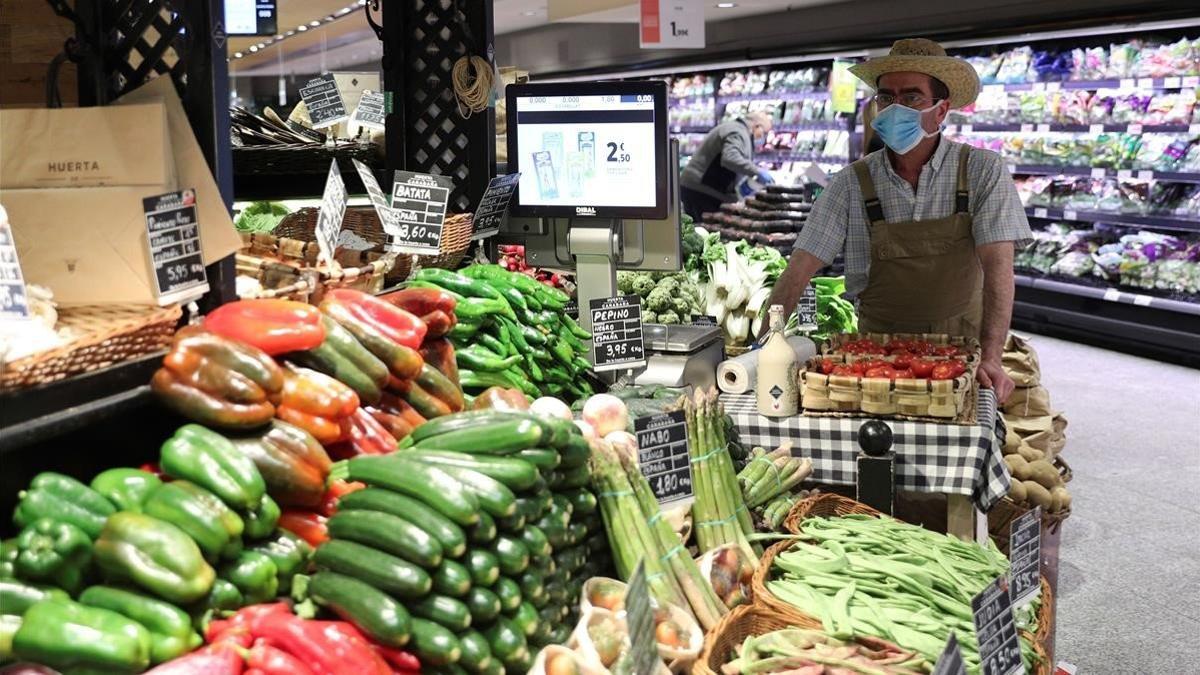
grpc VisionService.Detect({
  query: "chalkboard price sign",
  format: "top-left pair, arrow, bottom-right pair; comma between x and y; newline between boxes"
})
1008,507 -> 1041,607
300,74 -> 349,129
590,295 -> 646,372
390,170 -> 452,255
635,410 -> 693,505
143,189 -> 209,305
472,173 -> 521,240
971,577 -> 1024,675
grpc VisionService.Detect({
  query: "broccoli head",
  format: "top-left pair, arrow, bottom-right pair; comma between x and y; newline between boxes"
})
654,277 -> 681,295
672,295 -> 693,316
631,273 -> 658,297
616,271 -> 636,295
645,285 -> 675,312
642,310 -> 659,324
658,310 -> 681,324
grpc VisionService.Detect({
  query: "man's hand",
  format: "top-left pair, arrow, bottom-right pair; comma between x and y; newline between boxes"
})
975,357 -> 1014,403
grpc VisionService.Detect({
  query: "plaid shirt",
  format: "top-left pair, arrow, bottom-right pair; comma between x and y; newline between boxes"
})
794,137 -> 1032,298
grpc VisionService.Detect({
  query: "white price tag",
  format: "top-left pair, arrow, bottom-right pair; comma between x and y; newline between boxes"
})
1090,167 -> 1107,179
1031,82 -> 1045,91
1020,123 -> 1034,133
1120,78 -> 1136,89
1036,124 -> 1051,133
1164,77 -> 1181,88
1137,77 -> 1155,89
1127,124 -> 1143,134
1063,210 -> 1078,221
1133,294 -> 1153,307
1183,76 -> 1200,88
1034,208 -> 1048,218
1046,82 -> 1061,92
1137,170 -> 1154,181
1103,288 -> 1121,302
961,124 -> 973,133
1116,169 -> 1133,180
1089,124 -> 1104,134
639,0 -> 705,48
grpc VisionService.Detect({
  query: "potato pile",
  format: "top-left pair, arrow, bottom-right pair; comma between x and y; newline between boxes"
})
999,334 -> 1071,514
1002,429 -> 1071,513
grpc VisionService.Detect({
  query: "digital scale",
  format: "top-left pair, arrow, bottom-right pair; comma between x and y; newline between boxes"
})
634,324 -> 726,389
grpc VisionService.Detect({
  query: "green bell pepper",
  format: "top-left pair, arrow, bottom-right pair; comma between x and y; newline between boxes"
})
14,518 -> 91,594
0,579 -> 70,616
200,578 -> 244,614
219,550 -> 278,604
242,493 -> 280,541
12,598 -> 151,673
160,424 -> 266,511
0,539 -> 17,579
80,585 -> 202,664
13,472 -> 116,539
143,480 -> 245,563
94,512 -> 215,605
248,530 -> 311,593
90,468 -> 162,513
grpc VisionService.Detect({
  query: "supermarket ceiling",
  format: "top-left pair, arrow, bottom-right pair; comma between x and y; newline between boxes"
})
228,0 -> 829,75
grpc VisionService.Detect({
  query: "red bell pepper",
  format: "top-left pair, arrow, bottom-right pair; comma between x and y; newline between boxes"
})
418,310 -> 455,339
390,378 -> 452,420
315,622 -> 404,675
325,290 -> 426,350
319,300 -> 424,381
277,510 -> 328,547
142,642 -> 245,675
204,300 -> 326,356
327,409 -> 396,460
371,645 -> 420,674
363,407 -> 414,443
320,479 -> 366,517
251,613 -> 389,675
276,367 -> 358,445
248,640 -> 315,675
379,287 -> 457,318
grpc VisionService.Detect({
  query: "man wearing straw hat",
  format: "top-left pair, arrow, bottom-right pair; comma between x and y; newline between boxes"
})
766,38 -> 1030,402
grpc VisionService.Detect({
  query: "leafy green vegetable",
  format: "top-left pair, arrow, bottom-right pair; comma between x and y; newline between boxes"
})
234,201 -> 290,233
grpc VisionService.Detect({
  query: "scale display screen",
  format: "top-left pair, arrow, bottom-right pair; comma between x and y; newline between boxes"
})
507,81 -> 668,219
225,0 -> 277,36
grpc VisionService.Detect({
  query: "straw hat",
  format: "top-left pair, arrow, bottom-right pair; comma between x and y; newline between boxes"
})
849,38 -> 980,109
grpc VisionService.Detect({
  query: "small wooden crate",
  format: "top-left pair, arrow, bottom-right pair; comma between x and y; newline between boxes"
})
800,355 -> 975,421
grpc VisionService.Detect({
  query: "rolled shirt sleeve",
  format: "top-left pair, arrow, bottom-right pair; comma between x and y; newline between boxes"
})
968,149 -> 1034,247
793,169 -> 853,265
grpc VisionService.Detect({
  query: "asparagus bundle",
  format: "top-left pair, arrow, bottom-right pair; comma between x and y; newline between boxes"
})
681,388 -> 755,561
737,444 -> 813,508
760,493 -> 801,530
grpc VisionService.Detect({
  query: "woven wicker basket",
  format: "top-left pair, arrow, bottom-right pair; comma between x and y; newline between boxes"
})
231,142 -> 379,176
0,304 -> 181,390
694,603 -> 821,675
783,493 -> 883,535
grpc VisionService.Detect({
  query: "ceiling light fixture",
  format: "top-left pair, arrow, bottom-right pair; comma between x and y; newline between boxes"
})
249,45 -> 258,52
297,24 -> 307,31
234,51 -> 243,58
309,20 -> 320,26
715,2 -> 737,6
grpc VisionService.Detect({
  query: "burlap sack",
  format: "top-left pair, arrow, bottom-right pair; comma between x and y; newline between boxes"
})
1003,334 -> 1041,387
1004,385 -> 1053,418
1009,414 -> 1068,460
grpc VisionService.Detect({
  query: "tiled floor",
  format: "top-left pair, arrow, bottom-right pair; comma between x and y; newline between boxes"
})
1028,333 -> 1200,673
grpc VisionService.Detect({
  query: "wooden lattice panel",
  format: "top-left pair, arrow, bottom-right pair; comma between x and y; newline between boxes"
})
102,0 -> 188,98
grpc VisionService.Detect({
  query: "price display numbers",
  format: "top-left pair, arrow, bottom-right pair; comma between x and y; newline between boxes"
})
624,562 -> 659,675
635,410 -> 693,505
605,140 -> 633,164
472,173 -> 521,240
1008,507 -> 1041,607
143,189 -> 209,306
351,90 -> 387,130
0,215 -> 30,320
971,577 -> 1025,675
589,295 -> 647,372
299,73 -> 349,129
795,284 -> 818,332
390,170 -> 452,255
932,633 -> 968,675
316,160 -> 348,266
691,315 -> 718,327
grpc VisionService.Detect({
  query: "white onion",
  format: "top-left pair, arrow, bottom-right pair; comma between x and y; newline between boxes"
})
582,393 -> 629,438
529,396 -> 573,421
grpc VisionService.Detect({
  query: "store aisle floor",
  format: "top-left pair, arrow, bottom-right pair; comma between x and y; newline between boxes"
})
1028,333 -> 1200,672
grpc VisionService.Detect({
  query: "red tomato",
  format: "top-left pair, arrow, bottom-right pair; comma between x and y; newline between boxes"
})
831,365 -> 857,376
934,345 -> 961,357
862,359 -> 890,371
849,362 -> 866,375
820,359 -> 837,375
948,359 -> 968,377
864,366 -> 894,379
891,352 -> 914,369
891,369 -> 914,379
909,341 -> 935,356
884,339 -> 910,354
930,363 -> 956,380
910,359 -> 935,378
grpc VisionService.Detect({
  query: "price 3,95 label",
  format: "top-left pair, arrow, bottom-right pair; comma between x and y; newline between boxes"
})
589,295 -> 647,372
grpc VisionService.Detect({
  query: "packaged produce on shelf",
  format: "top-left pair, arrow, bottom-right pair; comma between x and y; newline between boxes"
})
767,67 -> 828,93
668,100 -> 716,128
718,70 -> 769,97
1015,174 -> 1200,217
670,74 -> 714,98
953,131 -> 1200,173
962,36 -> 1199,84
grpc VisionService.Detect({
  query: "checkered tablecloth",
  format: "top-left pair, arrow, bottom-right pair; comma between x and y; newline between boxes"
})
721,389 -> 1010,511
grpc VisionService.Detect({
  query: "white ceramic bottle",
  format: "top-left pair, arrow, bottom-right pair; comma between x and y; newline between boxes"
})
756,304 -> 799,417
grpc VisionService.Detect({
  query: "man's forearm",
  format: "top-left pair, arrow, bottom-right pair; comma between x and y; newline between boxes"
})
977,242 -> 1015,361
757,249 -> 826,339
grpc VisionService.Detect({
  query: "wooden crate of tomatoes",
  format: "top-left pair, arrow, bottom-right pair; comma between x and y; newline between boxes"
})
800,334 -> 980,422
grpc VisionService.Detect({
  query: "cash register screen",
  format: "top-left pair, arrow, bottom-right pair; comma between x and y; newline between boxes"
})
507,81 -> 668,219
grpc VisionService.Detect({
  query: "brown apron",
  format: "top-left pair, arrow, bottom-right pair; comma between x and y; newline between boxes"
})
852,144 -> 984,338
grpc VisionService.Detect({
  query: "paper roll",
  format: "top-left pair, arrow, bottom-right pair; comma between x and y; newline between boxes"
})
717,336 -> 817,394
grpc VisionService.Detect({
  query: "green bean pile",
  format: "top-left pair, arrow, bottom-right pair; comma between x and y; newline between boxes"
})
766,515 -> 1040,674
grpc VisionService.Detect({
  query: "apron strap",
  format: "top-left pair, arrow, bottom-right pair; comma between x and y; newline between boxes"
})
852,159 -> 887,226
954,143 -> 971,214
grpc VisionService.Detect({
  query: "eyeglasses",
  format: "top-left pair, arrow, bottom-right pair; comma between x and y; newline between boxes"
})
873,93 -> 940,108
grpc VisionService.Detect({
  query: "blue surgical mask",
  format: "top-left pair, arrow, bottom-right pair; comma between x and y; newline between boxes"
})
870,102 -> 940,155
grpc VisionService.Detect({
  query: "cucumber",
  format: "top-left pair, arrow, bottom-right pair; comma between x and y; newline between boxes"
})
409,410 -> 540,444
465,549 -> 500,586
519,569 -> 546,607
512,497 -> 540,522
514,447 -> 559,471
409,617 -> 462,667
326,509 -> 442,568
564,488 -> 598,516
492,535 -> 530,577
506,601 -> 540,639
567,522 -> 589,547
520,526 -> 551,559
496,512 -> 525,532
491,577 -> 522,613
424,464 -> 517,518
308,572 -> 411,647
346,455 -> 479,526
413,418 -> 544,455
337,488 -> 466,557
468,511 -> 497,545
503,648 -> 533,674
558,435 -> 591,469
464,586 -> 501,624
483,617 -> 528,666
558,464 -> 592,489
406,450 -> 539,491
549,624 -> 571,646
531,618 -> 554,646
432,559 -> 473,598
533,490 -> 554,517
457,630 -> 496,674
551,494 -> 574,519
411,593 -> 472,632
545,580 -> 569,606
313,539 -> 432,599
536,416 -> 576,448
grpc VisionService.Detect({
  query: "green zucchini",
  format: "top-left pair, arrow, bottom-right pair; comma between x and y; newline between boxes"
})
432,559 -> 473,598
549,495 -> 574,524
506,601 -> 540,639
457,630 -> 496,674
514,447 -> 559,471
483,617 -> 528,666
535,416 -> 576,449
409,617 -> 462,667
504,648 -> 533,674
512,497 -> 540,522
406,450 -> 539,491
567,522 -> 589,547
496,512 -> 526,532
465,549 -> 500,586
326,509 -> 442,568
564,488 -> 598,516
519,569 -> 547,607
492,535 -> 530,577
308,572 -> 411,647
468,511 -> 497,545
520,526 -> 551,559
413,418 -> 544,455
491,577 -> 522,613
558,435 -> 591,469
545,581 -> 568,606
558,464 -> 592,490
464,586 -> 501,624
337,488 -> 466,557
411,593 -> 472,632
313,539 -> 432,599
531,617 -> 554,646
346,455 -> 480,526
424,463 -> 517,518
409,411 -> 536,444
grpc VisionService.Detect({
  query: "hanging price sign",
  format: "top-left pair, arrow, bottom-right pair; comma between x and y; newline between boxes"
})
390,170 -> 452,255
635,410 -> 693,505
972,577 -> 1024,675
143,189 -> 209,305
590,295 -> 646,372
